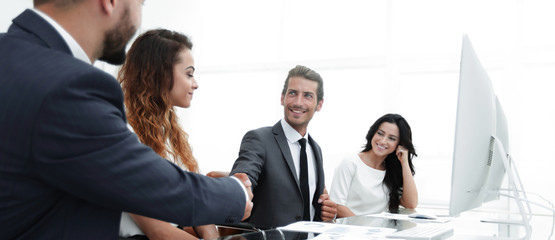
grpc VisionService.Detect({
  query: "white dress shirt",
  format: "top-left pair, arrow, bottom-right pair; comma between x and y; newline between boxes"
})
280,119 -> 318,220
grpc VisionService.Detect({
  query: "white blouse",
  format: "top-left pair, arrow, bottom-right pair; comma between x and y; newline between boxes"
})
329,153 -> 389,215
119,126 -> 180,237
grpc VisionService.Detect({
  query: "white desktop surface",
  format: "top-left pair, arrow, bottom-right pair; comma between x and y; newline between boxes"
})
332,207 -> 551,239
402,207 -> 551,239
212,207 -> 552,240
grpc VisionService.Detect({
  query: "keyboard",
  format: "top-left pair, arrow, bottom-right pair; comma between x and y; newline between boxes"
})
386,226 -> 454,240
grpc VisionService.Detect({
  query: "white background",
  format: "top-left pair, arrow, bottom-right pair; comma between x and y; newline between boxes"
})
2,0 -> 554,237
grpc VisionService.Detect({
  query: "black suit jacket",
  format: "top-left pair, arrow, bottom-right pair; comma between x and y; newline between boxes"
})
230,121 -> 325,229
0,10 -> 245,240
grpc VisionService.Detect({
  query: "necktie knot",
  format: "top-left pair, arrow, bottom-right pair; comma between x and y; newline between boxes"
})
298,138 -> 307,148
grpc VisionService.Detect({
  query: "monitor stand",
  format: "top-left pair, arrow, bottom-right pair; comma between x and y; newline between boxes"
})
477,137 -> 532,240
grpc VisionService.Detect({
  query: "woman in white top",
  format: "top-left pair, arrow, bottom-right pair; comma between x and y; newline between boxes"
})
118,29 -> 218,240
330,113 -> 418,217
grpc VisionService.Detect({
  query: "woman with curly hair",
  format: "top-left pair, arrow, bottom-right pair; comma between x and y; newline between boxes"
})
118,29 -> 216,240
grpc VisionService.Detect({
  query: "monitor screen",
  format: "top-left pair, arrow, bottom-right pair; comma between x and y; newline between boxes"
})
449,35 -> 509,217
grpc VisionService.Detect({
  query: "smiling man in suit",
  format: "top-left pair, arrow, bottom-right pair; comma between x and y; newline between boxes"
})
0,0 -> 252,239
230,65 -> 337,229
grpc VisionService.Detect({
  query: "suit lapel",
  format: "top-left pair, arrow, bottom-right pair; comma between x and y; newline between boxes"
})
272,122 -> 300,186
307,135 -> 324,189
308,135 -> 324,220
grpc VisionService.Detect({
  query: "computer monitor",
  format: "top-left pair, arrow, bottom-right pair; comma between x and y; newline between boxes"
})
449,35 -> 535,239
448,34 -> 509,217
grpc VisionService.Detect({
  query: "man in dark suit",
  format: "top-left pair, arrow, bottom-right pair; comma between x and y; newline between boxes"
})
0,1 -> 252,239
230,65 -> 337,229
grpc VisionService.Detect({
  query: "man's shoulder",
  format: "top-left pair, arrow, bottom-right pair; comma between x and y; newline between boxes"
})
243,126 -> 275,144
1,10 -> 98,81
246,121 -> 281,135
4,42 -> 107,89
250,125 -> 273,133
0,39 -> 118,118
2,32 -> 90,71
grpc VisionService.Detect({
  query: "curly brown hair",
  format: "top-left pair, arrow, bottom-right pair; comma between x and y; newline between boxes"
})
118,29 -> 198,173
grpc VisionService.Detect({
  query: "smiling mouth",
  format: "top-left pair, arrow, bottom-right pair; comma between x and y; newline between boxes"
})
376,143 -> 387,150
290,108 -> 306,114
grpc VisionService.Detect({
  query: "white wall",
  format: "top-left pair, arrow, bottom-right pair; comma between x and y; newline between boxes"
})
3,0 -> 554,234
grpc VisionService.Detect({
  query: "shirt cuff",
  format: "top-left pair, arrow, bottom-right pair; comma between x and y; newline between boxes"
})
230,176 -> 249,204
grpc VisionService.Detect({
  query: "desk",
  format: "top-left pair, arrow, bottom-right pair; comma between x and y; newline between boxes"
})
212,210 -> 547,240
212,214 -> 430,240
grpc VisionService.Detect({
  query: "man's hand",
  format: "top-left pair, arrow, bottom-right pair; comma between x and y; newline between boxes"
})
318,189 -> 337,222
233,173 -> 254,221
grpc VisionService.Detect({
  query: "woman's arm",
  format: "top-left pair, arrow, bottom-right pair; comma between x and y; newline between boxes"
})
336,205 -> 356,218
192,224 -> 219,240
396,147 -> 418,209
130,213 -> 198,240
329,157 -> 356,218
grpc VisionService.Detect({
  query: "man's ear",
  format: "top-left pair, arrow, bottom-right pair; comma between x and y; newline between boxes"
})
280,94 -> 285,106
316,99 -> 323,112
99,0 -> 116,16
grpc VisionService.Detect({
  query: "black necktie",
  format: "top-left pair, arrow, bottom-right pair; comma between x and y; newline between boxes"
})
298,138 -> 311,221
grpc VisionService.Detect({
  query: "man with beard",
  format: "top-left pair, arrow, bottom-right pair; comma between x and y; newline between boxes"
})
0,1 -> 252,239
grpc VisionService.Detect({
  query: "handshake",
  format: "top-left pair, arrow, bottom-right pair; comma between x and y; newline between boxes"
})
233,173 -> 254,221
207,171 -> 253,221
207,171 -> 337,223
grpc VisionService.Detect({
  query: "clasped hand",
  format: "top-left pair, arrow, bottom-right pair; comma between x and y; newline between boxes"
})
232,173 -> 254,221
319,189 -> 338,222
206,171 -> 254,221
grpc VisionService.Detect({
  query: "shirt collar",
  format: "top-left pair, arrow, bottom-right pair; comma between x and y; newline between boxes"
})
31,8 -> 91,64
280,119 -> 309,144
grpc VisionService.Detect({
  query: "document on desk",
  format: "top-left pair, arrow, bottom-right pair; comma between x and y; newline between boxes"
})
278,221 -> 396,238
367,212 -> 454,223
312,232 -> 388,240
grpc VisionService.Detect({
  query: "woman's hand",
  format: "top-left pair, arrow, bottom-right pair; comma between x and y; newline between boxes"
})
206,171 -> 230,178
396,146 -> 409,165
396,145 -> 418,209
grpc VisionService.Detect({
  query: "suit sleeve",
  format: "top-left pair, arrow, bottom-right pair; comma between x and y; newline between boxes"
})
31,70 -> 245,226
230,130 -> 267,189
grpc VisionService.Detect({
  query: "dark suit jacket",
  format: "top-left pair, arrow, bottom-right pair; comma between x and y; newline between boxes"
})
0,10 -> 245,240
230,121 -> 325,229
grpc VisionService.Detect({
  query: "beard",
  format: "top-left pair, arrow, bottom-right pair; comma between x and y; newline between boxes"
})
98,8 -> 137,65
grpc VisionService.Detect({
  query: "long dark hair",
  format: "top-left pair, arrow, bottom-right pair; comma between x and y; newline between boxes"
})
362,113 -> 416,213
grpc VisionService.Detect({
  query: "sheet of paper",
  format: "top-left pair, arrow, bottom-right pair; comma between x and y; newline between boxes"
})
277,221 -> 396,238
312,232 -> 388,240
367,212 -> 454,223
